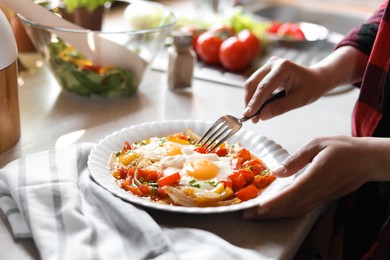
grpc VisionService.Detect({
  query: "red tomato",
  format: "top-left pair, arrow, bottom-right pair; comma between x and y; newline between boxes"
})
220,179 -> 233,188
277,22 -> 305,40
219,30 -> 260,71
267,21 -> 282,34
219,36 -> 251,71
237,29 -> 261,57
209,24 -> 235,40
196,31 -> 223,65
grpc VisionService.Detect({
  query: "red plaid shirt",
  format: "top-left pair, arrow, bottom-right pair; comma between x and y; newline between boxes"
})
335,1 -> 390,259
337,0 -> 390,138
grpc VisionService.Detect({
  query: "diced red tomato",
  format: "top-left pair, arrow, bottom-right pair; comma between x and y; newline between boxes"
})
253,174 -> 276,189
229,171 -> 247,191
158,172 -> 181,187
231,157 -> 244,170
139,184 -> 152,195
236,148 -> 252,161
137,169 -> 163,182
119,167 -> 128,179
176,132 -> 188,141
214,147 -> 228,157
121,141 -> 134,154
194,147 -> 208,154
243,159 -> 267,174
157,187 -> 167,196
243,158 -> 262,167
121,180 -> 143,196
220,179 -> 233,188
241,170 -> 255,182
235,185 -> 259,201
127,167 -> 136,178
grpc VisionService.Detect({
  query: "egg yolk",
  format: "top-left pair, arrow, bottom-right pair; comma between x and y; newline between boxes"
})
184,158 -> 219,180
154,143 -> 182,157
165,143 -> 183,156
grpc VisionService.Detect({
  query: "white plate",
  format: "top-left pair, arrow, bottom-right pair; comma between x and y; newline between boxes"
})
88,120 -> 293,214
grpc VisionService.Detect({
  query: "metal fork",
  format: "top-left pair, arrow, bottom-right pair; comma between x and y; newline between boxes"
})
197,90 -> 286,151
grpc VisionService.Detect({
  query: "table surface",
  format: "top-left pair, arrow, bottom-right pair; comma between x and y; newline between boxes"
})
0,1 -> 361,259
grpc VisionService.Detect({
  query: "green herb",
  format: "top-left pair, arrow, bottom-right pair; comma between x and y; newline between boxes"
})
151,187 -> 158,195
148,182 -> 158,187
260,169 -> 270,176
189,179 -> 201,188
205,181 -> 217,187
159,138 -> 167,146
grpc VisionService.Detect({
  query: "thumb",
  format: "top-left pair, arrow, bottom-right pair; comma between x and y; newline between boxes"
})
272,139 -> 325,177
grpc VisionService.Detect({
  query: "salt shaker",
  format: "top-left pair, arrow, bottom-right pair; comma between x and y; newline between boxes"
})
0,10 -> 20,153
167,31 -> 196,90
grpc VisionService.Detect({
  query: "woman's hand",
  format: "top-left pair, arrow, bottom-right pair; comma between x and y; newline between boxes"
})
243,46 -> 368,123
243,136 -> 390,219
243,56 -> 328,123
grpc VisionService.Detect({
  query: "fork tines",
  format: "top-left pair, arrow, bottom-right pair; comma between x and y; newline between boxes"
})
197,117 -> 235,152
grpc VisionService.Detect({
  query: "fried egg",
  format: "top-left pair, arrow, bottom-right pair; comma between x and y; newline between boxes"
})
131,138 -> 233,187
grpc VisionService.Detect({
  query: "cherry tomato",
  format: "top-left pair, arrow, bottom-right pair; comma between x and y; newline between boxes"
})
277,22 -> 305,40
196,31 -> 223,65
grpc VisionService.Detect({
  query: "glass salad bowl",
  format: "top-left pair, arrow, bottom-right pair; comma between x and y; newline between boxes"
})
18,0 -> 176,97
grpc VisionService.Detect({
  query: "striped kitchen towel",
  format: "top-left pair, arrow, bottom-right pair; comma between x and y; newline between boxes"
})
0,143 -> 265,260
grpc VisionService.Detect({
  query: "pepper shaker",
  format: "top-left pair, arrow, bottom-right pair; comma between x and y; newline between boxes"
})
0,10 -> 20,153
167,31 -> 196,90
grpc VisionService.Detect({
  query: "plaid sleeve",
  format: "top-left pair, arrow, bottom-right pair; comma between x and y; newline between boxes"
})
335,1 -> 387,55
